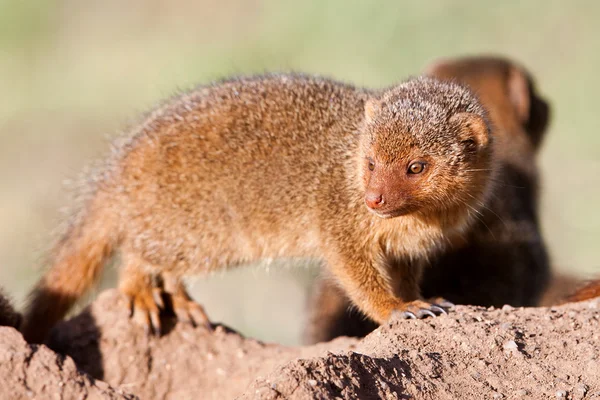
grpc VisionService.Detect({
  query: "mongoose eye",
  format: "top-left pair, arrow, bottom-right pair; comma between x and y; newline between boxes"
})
408,162 -> 425,174
368,160 -> 375,171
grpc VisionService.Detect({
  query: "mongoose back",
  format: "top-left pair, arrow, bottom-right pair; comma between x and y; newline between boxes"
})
305,56 -> 551,343
21,74 -> 495,343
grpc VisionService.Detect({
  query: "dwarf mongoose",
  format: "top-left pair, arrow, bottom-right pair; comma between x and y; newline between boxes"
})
21,74 -> 495,343
305,56 -> 551,343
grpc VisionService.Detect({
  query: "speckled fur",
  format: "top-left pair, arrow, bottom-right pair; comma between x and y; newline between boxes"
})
304,56 -> 552,344
21,73 -> 494,343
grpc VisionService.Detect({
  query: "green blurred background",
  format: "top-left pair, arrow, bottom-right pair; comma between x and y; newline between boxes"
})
1,0 -> 599,345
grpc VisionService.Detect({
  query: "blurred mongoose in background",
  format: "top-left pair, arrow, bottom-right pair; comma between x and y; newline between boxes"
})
21,73 -> 495,344
305,56 -> 552,344
0,288 -> 21,329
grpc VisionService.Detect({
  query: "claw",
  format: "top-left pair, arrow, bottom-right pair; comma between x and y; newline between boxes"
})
152,288 -> 165,310
430,305 -> 447,315
188,303 -> 212,329
392,297 -> 454,323
437,300 -> 455,309
416,309 -> 437,319
149,309 -> 162,336
402,311 -> 417,319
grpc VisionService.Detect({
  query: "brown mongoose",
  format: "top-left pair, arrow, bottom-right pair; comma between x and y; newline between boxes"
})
21,74 -> 495,344
304,56 -> 551,343
0,288 -> 21,329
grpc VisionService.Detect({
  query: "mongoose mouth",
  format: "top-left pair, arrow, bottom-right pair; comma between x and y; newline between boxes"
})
367,206 -> 414,219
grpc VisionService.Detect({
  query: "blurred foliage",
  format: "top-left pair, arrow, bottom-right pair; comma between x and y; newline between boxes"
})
0,0 -> 599,344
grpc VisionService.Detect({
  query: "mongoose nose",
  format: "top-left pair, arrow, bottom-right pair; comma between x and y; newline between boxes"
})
365,193 -> 384,209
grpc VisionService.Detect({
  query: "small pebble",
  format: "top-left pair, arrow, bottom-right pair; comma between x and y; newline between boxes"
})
500,322 -> 512,331
308,379 -> 317,387
515,389 -> 528,396
503,340 -> 518,351
555,390 -> 567,398
573,383 -> 588,400
502,305 -> 514,311
215,325 -> 226,334
492,392 -> 503,399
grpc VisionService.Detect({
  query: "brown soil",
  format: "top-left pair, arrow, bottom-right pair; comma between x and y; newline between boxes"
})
0,326 -> 136,400
2,289 -> 599,399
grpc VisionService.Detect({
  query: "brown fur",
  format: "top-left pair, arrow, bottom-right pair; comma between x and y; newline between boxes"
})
538,273 -> 583,306
562,279 -> 600,303
21,73 -> 494,343
0,289 -> 21,329
305,56 -> 552,344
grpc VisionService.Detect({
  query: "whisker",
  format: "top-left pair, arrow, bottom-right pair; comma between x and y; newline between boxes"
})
458,199 -> 496,240
464,192 -> 508,228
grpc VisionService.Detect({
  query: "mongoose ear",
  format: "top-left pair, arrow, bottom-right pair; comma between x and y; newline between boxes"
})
422,58 -> 451,76
450,112 -> 490,149
508,66 -> 550,149
364,98 -> 381,123
508,67 -> 532,125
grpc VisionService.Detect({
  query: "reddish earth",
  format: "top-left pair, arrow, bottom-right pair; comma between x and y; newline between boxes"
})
1,289 -> 599,399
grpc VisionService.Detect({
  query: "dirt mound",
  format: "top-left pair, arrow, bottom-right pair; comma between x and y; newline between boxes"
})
39,289 -> 599,399
46,290 -> 351,399
245,302 -> 600,399
0,326 -> 136,400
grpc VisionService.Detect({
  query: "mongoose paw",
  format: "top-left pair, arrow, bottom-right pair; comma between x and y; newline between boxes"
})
167,286 -> 212,330
427,297 -> 455,310
123,284 -> 213,335
161,275 -> 212,330
392,299 -> 453,320
124,287 -> 164,336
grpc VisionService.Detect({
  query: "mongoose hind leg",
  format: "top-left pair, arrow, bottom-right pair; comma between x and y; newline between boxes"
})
162,274 -> 211,329
118,258 -> 165,335
119,254 -> 212,335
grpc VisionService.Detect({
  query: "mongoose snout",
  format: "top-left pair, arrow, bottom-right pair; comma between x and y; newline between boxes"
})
364,192 -> 384,209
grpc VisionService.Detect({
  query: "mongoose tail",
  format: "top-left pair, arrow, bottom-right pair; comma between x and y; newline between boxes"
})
21,198 -> 119,343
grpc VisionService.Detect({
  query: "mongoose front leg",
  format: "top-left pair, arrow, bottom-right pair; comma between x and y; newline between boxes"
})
387,261 -> 454,319
326,252 -> 450,324
391,299 -> 453,319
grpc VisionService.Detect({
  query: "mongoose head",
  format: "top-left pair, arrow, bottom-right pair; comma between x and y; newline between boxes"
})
424,55 -> 550,150
360,77 -> 494,229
